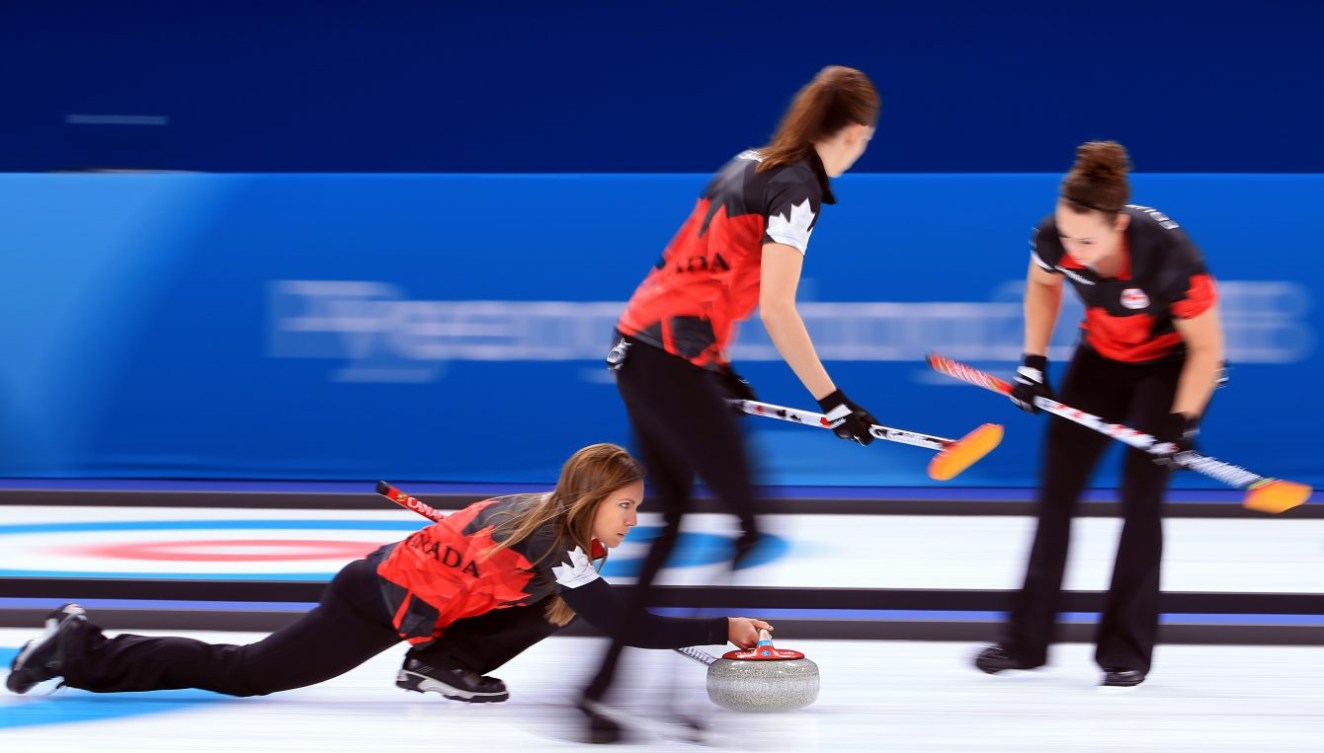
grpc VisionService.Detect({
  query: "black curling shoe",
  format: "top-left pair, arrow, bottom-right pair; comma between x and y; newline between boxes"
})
1101,668 -> 1146,688
395,657 -> 509,702
973,644 -> 1040,674
6,603 -> 87,695
577,698 -> 625,745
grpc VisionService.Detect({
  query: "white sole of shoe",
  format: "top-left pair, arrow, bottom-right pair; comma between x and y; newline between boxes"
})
6,608 -> 85,693
1098,683 -> 1144,692
10,617 -> 63,672
395,669 -> 508,702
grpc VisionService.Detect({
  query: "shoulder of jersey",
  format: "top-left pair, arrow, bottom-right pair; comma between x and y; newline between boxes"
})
1031,215 -> 1058,248
739,150 -> 814,182
1127,204 -> 1182,232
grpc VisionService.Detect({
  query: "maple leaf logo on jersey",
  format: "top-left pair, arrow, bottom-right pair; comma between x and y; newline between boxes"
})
485,566 -> 541,607
551,546 -> 601,589
765,199 -> 816,251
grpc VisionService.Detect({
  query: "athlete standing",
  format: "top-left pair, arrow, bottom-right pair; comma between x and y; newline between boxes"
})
975,141 -> 1225,687
585,65 -> 881,738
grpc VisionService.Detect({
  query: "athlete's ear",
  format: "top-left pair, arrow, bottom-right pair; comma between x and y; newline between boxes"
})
1113,212 -> 1131,232
848,122 -> 871,146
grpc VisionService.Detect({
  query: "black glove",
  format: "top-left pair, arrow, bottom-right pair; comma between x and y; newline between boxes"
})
713,364 -> 757,403
1010,354 -> 1053,414
816,389 -> 878,446
1153,412 -> 1200,468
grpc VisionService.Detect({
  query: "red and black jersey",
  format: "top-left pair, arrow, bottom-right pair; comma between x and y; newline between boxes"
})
617,149 -> 835,368
367,495 -> 725,649
1031,205 -> 1218,363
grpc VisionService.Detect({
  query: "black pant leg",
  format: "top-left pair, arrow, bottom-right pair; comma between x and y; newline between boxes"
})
681,386 -> 759,542
412,599 -> 561,676
1004,349 -> 1121,665
583,356 -> 696,701
616,341 -> 759,534
1094,358 -> 1181,672
60,559 -> 401,696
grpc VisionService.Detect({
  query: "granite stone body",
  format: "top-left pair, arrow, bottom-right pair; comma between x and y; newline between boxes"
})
706,656 -> 820,712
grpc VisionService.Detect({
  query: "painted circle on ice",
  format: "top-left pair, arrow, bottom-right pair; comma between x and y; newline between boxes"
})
0,649 -> 229,730
0,520 -> 788,579
0,520 -> 410,580
66,539 -> 381,562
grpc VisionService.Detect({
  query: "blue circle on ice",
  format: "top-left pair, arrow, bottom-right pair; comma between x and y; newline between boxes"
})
600,528 -> 789,577
0,649 -> 230,730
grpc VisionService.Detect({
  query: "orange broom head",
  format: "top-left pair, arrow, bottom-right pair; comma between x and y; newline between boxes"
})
1243,479 -> 1312,514
927,423 -> 1004,481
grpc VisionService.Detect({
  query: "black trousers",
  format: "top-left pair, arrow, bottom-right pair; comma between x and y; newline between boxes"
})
1003,346 -> 1181,673
584,337 -> 759,700
60,559 -> 560,695
416,596 -> 561,676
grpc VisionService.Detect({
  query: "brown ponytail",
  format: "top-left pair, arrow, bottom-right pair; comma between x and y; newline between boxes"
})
1060,140 -> 1132,217
758,66 -> 879,172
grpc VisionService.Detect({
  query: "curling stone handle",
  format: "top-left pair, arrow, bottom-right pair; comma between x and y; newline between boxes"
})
757,629 -> 773,647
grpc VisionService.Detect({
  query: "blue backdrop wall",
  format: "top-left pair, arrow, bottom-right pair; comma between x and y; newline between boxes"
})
2,1 -> 1322,173
1,172 -> 1316,486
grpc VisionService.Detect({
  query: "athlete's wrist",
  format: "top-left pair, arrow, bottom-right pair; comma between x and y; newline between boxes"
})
1021,353 -> 1048,370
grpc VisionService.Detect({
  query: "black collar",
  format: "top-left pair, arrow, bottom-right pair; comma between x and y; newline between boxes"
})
805,148 -> 837,205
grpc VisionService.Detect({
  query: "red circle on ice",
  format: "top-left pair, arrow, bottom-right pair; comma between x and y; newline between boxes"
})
65,539 -> 380,562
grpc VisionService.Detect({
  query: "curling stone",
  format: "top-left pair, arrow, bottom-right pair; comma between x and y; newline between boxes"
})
705,630 -> 819,713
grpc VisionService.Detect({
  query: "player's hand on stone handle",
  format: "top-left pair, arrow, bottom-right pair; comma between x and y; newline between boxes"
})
727,618 -> 774,648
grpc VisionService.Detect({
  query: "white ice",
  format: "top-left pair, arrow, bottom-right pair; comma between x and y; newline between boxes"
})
3,630 -> 1322,752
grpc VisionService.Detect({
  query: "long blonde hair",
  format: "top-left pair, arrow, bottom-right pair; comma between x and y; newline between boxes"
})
487,443 -> 645,626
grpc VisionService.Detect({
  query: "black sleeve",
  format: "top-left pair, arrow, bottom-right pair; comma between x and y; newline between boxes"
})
1029,217 -> 1063,273
559,577 -> 728,649
760,166 -> 823,253
534,543 -> 727,648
